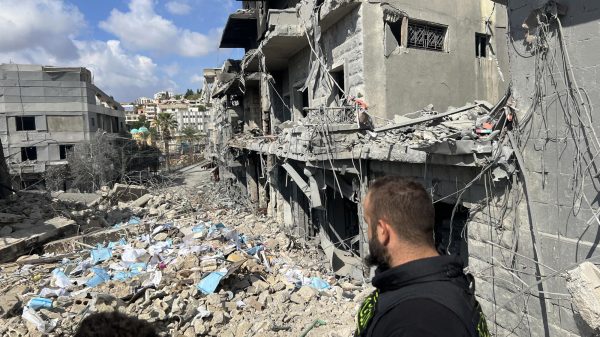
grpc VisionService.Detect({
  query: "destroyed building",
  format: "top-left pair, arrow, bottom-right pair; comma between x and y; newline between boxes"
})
0,64 -> 126,188
207,0 -> 510,300
206,0 -> 600,335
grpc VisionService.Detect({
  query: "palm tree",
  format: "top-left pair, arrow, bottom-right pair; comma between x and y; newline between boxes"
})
181,126 -> 200,156
152,112 -> 178,171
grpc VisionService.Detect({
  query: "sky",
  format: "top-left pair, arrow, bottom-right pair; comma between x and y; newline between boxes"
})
0,0 -> 244,102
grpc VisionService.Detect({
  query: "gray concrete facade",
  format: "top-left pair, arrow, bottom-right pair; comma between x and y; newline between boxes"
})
462,1 -> 600,335
0,64 -> 125,183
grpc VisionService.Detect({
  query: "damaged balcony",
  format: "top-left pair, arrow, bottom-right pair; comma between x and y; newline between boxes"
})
260,9 -> 307,71
219,9 -> 258,50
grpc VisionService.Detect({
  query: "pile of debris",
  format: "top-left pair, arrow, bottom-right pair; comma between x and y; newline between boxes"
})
0,176 -> 368,336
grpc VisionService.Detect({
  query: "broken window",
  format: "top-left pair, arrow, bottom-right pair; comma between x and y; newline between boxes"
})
16,116 -> 36,131
293,87 -> 308,118
475,33 -> 490,58
21,146 -> 37,161
434,201 -> 470,265
283,94 -> 292,122
407,21 -> 446,51
59,144 -> 74,160
384,20 -> 403,56
302,90 -> 309,115
330,67 -> 345,101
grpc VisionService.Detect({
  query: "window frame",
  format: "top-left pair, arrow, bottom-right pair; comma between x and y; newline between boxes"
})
406,20 -> 447,52
59,144 -> 74,160
475,33 -> 490,58
20,146 -> 38,161
16,116 -> 36,131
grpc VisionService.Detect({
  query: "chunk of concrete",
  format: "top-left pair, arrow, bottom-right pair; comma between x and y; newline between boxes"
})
567,261 -> 600,330
109,184 -> 148,202
0,216 -> 77,263
130,194 -> 153,208
0,294 -> 21,318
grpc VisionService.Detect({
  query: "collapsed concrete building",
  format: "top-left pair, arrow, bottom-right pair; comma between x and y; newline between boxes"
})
0,64 -> 126,188
205,0 -> 600,335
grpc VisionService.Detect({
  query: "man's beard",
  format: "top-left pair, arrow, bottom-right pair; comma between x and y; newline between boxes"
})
364,229 -> 391,271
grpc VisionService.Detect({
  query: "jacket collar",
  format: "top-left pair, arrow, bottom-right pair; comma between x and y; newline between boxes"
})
372,255 -> 464,292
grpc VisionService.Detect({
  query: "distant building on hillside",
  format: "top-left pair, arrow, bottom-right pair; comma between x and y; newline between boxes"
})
135,97 -> 152,105
154,91 -> 170,100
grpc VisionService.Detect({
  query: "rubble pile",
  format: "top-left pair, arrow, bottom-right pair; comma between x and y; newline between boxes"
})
225,100 -> 513,160
0,177 -> 368,336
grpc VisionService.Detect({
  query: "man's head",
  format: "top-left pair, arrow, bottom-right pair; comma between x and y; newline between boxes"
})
74,311 -> 159,337
363,176 -> 436,270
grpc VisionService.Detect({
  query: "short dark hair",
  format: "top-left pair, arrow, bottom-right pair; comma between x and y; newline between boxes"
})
366,176 -> 434,246
74,311 -> 159,337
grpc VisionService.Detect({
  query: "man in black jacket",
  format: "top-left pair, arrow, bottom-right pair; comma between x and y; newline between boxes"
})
355,177 -> 490,337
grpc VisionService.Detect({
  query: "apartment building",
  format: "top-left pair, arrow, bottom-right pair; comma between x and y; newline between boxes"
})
0,64 -> 125,186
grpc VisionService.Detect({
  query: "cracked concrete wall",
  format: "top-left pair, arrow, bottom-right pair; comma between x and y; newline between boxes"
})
286,5 -> 364,119
467,1 -> 600,336
362,0 -> 509,119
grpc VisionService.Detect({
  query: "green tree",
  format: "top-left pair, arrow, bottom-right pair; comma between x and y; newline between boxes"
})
180,126 -> 201,155
140,126 -> 159,146
130,114 -> 150,129
196,88 -> 201,95
152,112 -> 178,171
184,89 -> 194,98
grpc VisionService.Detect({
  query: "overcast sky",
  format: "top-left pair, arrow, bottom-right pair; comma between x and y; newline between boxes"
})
0,0 -> 244,102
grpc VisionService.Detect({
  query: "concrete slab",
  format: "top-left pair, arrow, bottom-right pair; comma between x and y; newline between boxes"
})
51,192 -> 102,206
129,194 -> 152,208
109,184 -> 148,202
0,216 -> 77,263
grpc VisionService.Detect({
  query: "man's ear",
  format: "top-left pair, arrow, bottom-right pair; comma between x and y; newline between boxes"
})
377,219 -> 392,245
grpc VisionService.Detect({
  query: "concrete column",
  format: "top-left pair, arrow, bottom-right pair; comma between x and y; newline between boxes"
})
266,155 -> 277,217
258,177 -> 268,210
246,155 -> 259,205
275,166 -> 285,225
0,138 -> 12,198
357,163 -> 369,260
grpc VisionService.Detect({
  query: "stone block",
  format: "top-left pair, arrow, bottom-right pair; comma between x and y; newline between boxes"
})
109,183 -> 148,202
567,261 -> 600,330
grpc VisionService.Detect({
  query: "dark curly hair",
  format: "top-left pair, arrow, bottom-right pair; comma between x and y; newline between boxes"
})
74,311 -> 159,337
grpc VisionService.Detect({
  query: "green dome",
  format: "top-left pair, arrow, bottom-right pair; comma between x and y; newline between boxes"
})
130,128 -> 139,134
138,126 -> 149,133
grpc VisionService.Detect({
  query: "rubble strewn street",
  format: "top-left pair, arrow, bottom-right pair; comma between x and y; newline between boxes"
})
0,168 -> 369,336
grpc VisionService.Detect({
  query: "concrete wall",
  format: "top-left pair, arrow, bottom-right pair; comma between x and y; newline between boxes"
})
285,6 -> 364,120
0,64 -> 125,172
467,1 -> 600,335
362,0 -> 509,120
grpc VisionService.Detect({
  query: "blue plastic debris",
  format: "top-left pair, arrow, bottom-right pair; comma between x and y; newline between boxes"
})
196,271 -> 226,295
113,271 -> 132,281
245,245 -> 264,255
27,297 -> 53,310
192,224 -> 205,233
107,238 -> 127,249
128,216 -> 141,225
90,248 -> 112,264
85,267 -> 111,287
52,269 -> 72,288
207,223 -> 226,236
129,263 -> 147,276
309,277 -> 331,290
